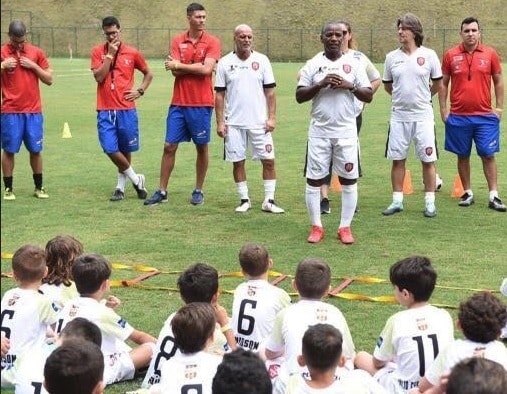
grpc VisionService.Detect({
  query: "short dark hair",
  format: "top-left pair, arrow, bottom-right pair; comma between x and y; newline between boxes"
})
43,235 -> 83,286
458,291 -> 507,343
12,244 -> 47,282
389,256 -> 436,302
302,324 -> 342,371
239,243 -> 270,277
178,263 -> 219,303
102,16 -> 120,29
446,358 -> 507,394
71,254 -> 111,296
187,3 -> 205,16
295,258 -> 331,299
171,302 -> 216,353
44,339 -> 104,394
212,349 -> 272,394
461,16 -> 480,31
8,20 -> 26,37
60,317 -> 102,347
397,13 -> 424,47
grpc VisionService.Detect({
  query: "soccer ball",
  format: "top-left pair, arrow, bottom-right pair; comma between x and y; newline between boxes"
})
436,174 -> 443,191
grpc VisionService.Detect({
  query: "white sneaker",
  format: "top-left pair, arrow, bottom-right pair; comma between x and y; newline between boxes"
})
235,199 -> 251,213
262,199 -> 285,214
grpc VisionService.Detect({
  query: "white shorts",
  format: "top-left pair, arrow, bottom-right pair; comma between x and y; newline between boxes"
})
224,126 -> 275,162
305,136 -> 359,180
386,120 -> 437,162
104,351 -> 136,385
373,363 -> 406,394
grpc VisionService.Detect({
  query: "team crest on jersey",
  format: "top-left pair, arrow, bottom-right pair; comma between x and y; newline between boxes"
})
251,61 -> 260,71
265,144 -> 273,153
7,294 -> 20,306
69,304 -> 78,317
267,363 -> 281,379
185,364 -> 198,379
425,147 -> 433,156
316,308 -> 328,322
342,64 -> 351,74
478,59 -> 488,67
416,318 -> 428,331
247,285 -> 257,297
417,57 -> 426,66
472,346 -> 486,358
344,163 -> 354,173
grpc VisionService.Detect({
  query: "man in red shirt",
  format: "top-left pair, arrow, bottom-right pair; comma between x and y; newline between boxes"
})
91,16 -> 153,202
144,3 -> 221,207
439,16 -> 505,212
1,20 -> 53,201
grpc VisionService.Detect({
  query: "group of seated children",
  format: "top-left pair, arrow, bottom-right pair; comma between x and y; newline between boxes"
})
1,237 -> 506,394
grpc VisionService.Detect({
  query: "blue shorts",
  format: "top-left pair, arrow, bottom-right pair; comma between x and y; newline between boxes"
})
97,109 -> 139,154
1,113 -> 44,153
165,106 -> 212,145
445,114 -> 500,157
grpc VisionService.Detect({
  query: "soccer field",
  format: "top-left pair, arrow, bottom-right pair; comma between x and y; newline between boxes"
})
1,59 -> 505,393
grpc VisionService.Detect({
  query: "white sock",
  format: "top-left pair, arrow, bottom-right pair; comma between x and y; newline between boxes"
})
340,183 -> 357,228
489,190 -> 498,201
425,192 -> 435,204
305,184 -> 322,227
116,173 -> 127,192
122,166 -> 139,184
236,181 -> 249,201
264,179 -> 276,202
393,191 -> 404,204
464,189 -> 473,196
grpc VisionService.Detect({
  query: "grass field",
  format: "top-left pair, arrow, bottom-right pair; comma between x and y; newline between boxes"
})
1,58 -> 506,393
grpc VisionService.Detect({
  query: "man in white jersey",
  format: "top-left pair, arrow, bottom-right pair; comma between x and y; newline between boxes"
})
296,20 -> 372,244
1,245 -> 58,389
381,13 -> 443,218
355,256 -> 454,393
413,291 -> 507,393
265,258 -> 355,382
215,24 -> 284,214
231,243 -> 291,353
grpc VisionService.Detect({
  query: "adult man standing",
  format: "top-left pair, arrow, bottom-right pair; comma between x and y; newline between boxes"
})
214,24 -> 284,214
91,16 -> 152,201
382,13 -> 442,218
296,21 -> 372,244
1,20 -> 53,201
439,16 -> 505,212
144,3 -> 221,207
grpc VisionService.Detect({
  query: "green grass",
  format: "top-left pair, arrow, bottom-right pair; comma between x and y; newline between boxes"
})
1,59 -> 506,393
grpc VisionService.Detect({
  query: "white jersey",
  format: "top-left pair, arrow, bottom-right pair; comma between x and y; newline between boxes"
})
215,50 -> 275,128
1,288 -> 58,386
373,304 -> 454,391
265,299 -> 355,375
39,281 -> 78,311
142,311 -> 229,388
425,338 -> 507,385
383,46 -> 442,121
298,51 -> 371,139
231,279 -> 291,352
12,342 -> 53,394
156,351 -> 222,394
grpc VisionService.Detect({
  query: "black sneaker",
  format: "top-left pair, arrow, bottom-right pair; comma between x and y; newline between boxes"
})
133,174 -> 148,199
320,198 -> 331,214
110,189 -> 125,201
489,197 -> 506,212
458,192 -> 474,207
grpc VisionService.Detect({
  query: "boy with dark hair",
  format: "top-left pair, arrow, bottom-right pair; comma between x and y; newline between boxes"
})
231,243 -> 291,352
142,263 -> 235,388
355,256 -> 454,393
56,254 -> 156,386
213,349 -> 272,394
43,338 -> 104,394
264,258 -> 355,379
58,317 -> 102,347
445,358 -> 507,394
1,244 -> 58,388
413,291 -> 507,393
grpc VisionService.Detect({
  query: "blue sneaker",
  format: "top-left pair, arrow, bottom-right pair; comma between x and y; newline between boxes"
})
144,189 -> 168,206
191,189 -> 204,205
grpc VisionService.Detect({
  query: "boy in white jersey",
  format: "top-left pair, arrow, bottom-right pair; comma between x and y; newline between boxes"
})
231,243 -> 291,353
296,20 -> 373,244
264,257 -> 355,381
354,256 -> 454,393
283,323 -> 385,394
413,291 -> 507,393
381,13 -> 443,218
1,244 -> 58,388
142,263 -> 235,388
215,24 -> 284,214
56,253 -> 156,386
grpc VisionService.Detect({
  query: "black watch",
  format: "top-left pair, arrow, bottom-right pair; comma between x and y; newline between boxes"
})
137,88 -> 145,96
349,83 -> 358,93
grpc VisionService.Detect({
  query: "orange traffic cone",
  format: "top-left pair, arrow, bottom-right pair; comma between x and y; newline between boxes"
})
403,170 -> 414,195
451,174 -> 464,198
330,174 -> 342,192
